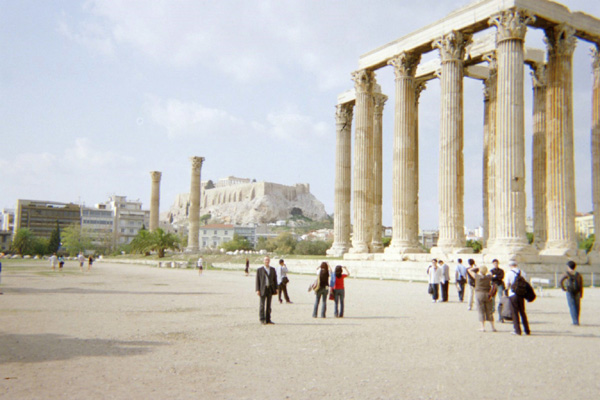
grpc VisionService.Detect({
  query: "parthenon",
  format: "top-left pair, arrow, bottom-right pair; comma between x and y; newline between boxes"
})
328,0 -> 600,266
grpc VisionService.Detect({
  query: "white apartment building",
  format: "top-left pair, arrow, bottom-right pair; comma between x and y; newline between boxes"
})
81,204 -> 114,247
201,224 -> 234,248
99,196 -> 150,245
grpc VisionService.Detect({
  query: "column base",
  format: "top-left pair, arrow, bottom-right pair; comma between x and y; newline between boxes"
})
326,242 -> 350,258
385,241 -> 424,254
486,239 -> 536,257
185,246 -> 200,253
349,241 -> 370,254
430,246 -> 473,256
370,241 -> 384,253
539,242 -> 580,257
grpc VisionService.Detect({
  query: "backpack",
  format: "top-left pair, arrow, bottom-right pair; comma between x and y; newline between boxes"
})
513,271 -> 536,302
566,272 -> 581,294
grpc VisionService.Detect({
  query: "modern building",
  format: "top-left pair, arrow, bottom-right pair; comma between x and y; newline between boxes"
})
200,224 -> 234,248
1,209 -> 14,232
234,225 -> 257,247
575,212 -> 595,240
81,204 -> 115,248
13,199 -> 81,240
0,230 -> 12,252
99,196 -> 150,245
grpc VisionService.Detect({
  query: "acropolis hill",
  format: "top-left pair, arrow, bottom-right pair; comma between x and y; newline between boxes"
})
162,176 -> 328,227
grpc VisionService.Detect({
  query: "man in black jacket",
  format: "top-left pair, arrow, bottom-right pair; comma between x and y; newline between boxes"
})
490,259 -> 505,321
256,256 -> 278,324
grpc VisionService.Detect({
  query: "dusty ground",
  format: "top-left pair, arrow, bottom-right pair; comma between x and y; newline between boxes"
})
0,259 -> 599,400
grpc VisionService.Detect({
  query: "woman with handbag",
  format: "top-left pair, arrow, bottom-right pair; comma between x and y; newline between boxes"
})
312,262 -> 330,318
333,265 -> 350,318
467,265 -> 497,332
277,259 -> 292,304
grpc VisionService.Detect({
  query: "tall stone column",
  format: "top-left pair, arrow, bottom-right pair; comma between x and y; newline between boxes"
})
386,52 -> 423,254
350,69 -> 375,254
431,31 -> 471,254
482,53 -> 498,249
327,102 -> 354,257
371,91 -> 387,253
187,156 -> 205,253
149,171 -> 162,231
592,45 -> 600,256
541,24 -> 578,256
488,10 -> 533,255
530,62 -> 548,249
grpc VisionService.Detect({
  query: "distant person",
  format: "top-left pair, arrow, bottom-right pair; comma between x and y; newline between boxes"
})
427,259 -> 441,303
333,265 -> 350,318
276,259 -> 292,304
466,259 -> 477,310
313,262 -> 330,318
255,256 -> 277,324
0,261 -> 3,295
506,260 -> 530,336
197,256 -> 203,275
560,260 -> 584,326
87,255 -> 94,271
244,258 -> 249,276
467,265 -> 497,332
78,253 -> 85,272
438,259 -> 450,302
455,258 -> 467,302
489,259 -> 505,321
58,256 -> 65,270
49,253 -> 58,271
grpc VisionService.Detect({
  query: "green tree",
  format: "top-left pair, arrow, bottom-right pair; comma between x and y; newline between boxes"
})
382,237 -> 392,247
48,222 -> 61,254
61,224 -> 93,256
32,237 -> 49,256
11,228 -> 36,255
579,234 -> 595,254
130,228 -> 181,258
294,239 -> 332,255
466,239 -> 482,254
200,214 -> 211,225
272,232 -> 296,254
222,234 -> 253,251
526,232 -> 534,244
256,236 -> 270,251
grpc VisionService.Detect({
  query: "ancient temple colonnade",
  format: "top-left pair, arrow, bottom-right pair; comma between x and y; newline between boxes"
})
328,0 -> 600,262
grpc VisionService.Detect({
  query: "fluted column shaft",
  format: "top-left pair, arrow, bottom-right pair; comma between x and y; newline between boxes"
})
386,52 -> 423,253
483,53 -> 498,249
350,70 -> 375,253
327,103 -> 354,257
187,156 -> 205,252
432,31 -> 470,253
542,24 -> 578,256
149,171 -> 162,231
489,10 -> 532,253
531,63 -> 548,249
592,46 -> 600,254
371,92 -> 387,253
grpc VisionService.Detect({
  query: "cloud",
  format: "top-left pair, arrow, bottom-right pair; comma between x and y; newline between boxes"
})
57,14 -> 115,56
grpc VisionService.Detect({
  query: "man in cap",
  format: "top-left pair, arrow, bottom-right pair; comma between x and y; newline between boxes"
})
505,260 -> 530,335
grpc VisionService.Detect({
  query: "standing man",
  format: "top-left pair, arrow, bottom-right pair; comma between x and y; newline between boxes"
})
276,259 -> 292,304
49,253 -> 58,271
506,260 -> 530,336
78,253 -> 85,272
466,259 -> 477,310
256,256 -> 278,324
438,260 -> 450,302
197,256 -> 203,275
489,259 -> 505,321
560,260 -> 584,326
455,258 -> 467,302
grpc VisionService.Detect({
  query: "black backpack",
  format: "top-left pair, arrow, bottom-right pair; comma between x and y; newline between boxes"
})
513,271 -> 536,302
566,272 -> 581,294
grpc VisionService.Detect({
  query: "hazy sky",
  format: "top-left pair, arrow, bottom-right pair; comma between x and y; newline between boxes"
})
1,0 -> 599,230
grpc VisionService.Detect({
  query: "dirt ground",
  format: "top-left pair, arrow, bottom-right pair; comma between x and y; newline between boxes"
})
1,259 -> 599,400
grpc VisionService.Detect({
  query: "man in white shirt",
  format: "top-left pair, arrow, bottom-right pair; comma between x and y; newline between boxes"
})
438,260 -> 450,302
505,260 -> 530,335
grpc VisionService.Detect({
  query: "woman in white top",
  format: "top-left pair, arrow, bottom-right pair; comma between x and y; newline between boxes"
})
427,259 -> 442,303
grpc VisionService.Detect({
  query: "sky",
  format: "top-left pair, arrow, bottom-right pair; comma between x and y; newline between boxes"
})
1,0 -> 599,230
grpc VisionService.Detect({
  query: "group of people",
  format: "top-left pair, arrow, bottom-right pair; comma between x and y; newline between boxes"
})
255,257 -> 350,324
49,253 -> 94,272
428,257 -> 585,334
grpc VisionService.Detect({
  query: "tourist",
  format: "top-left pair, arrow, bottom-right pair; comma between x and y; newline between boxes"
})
313,262 -> 330,318
467,265 -> 497,332
197,256 -> 203,275
78,253 -> 85,272
58,255 -> 65,270
559,260 -> 584,326
87,255 -> 94,271
438,259 -> 450,302
427,259 -> 441,303
333,265 -> 350,318
506,260 -> 530,335
244,258 -> 249,276
0,261 -> 3,295
49,253 -> 58,271
276,259 -> 292,304
455,258 -> 467,302
466,259 -> 477,310
255,256 -> 277,325
489,259 -> 505,321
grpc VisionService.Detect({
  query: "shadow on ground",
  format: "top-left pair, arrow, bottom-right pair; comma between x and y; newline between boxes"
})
2,287 -> 221,296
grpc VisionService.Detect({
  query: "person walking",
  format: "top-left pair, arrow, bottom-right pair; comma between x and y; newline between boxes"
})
506,260 -> 530,336
244,258 -> 249,276
467,265 -> 497,332
255,256 -> 278,325
78,253 -> 85,272
49,253 -> 58,271
466,259 -> 477,310
313,262 -> 330,318
197,256 -> 203,275
489,259 -> 505,321
333,265 -> 350,318
58,256 -> 65,270
427,259 -> 441,303
276,259 -> 292,304
560,260 -> 584,326
455,258 -> 467,302
438,259 -> 450,302
87,255 -> 94,272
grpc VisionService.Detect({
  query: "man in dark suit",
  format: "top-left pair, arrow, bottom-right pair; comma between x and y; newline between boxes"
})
256,256 -> 278,324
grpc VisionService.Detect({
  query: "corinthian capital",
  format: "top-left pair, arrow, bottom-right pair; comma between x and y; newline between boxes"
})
545,24 -> 577,58
593,45 -> 600,70
489,9 -> 534,43
433,31 -> 472,62
373,93 -> 388,116
530,62 -> 547,89
335,103 -> 354,126
388,52 -> 421,79
415,81 -> 427,104
352,69 -> 375,94
150,171 -> 162,182
190,156 -> 205,170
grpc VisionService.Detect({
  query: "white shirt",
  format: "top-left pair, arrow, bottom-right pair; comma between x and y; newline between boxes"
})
274,265 -> 282,285
428,265 -> 442,284
506,268 -> 526,295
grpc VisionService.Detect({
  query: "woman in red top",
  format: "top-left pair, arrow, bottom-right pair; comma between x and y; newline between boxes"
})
333,265 -> 350,318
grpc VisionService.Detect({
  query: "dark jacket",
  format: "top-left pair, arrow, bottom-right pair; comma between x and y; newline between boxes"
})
490,267 -> 505,286
256,266 -> 278,296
